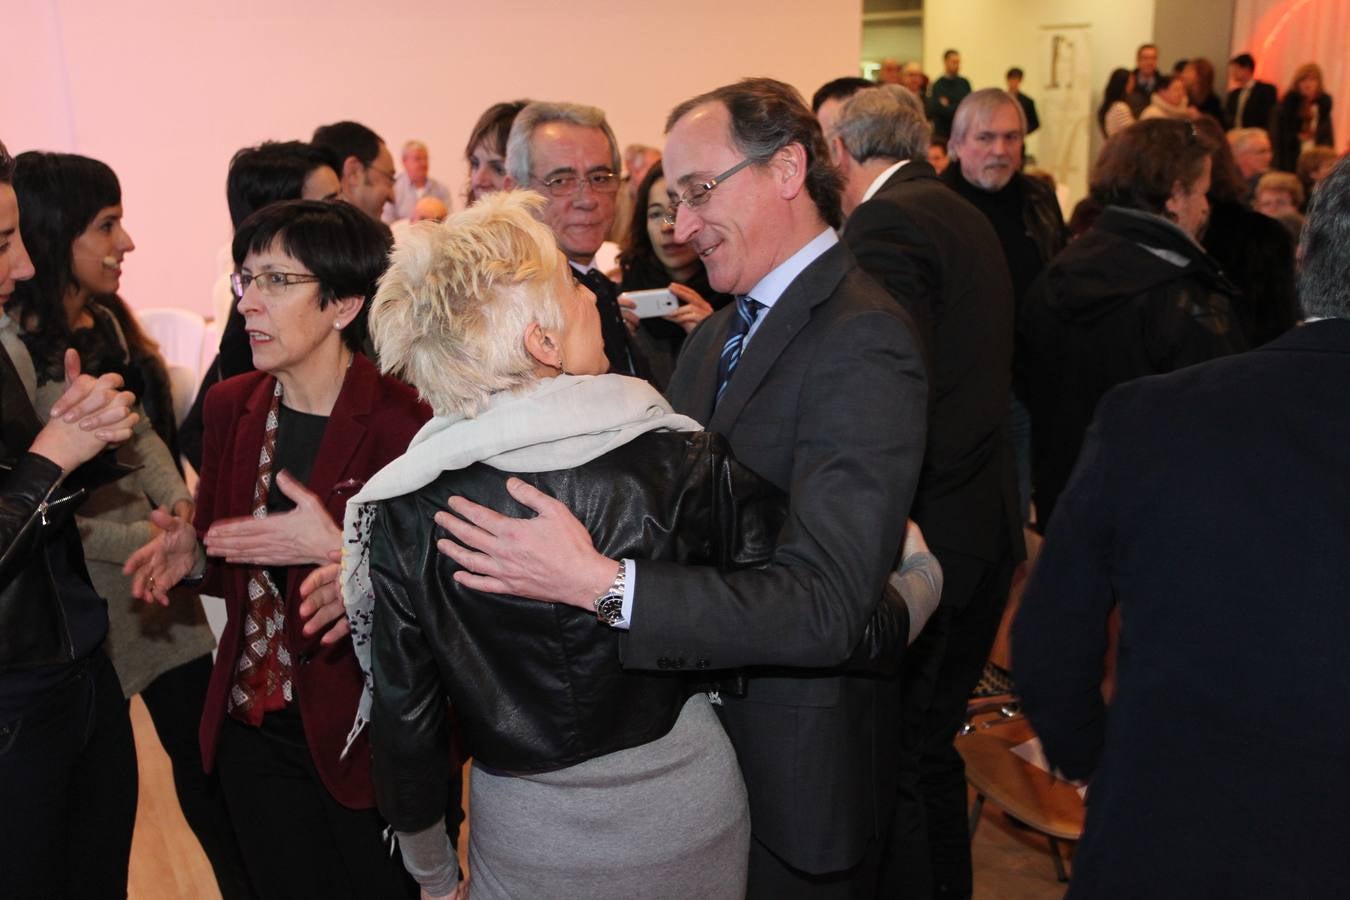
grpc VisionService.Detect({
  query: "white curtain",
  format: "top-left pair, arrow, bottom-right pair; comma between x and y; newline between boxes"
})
1231,0 -> 1349,153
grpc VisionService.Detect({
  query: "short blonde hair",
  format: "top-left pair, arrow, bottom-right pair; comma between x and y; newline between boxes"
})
1255,171 -> 1304,208
370,190 -> 564,418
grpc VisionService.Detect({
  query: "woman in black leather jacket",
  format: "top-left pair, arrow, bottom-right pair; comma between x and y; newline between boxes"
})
1019,119 -> 1245,532
335,192 -> 939,900
1,137 -> 143,899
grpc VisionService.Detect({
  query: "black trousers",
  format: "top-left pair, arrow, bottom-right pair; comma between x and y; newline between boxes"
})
881,550 -> 1014,900
139,654 -> 256,899
0,649 -> 138,900
215,714 -> 417,900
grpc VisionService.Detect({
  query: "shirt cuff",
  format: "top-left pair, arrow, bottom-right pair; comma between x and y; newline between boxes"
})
613,558 -> 636,630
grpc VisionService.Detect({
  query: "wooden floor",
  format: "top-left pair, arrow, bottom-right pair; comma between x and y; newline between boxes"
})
128,530 -> 1066,899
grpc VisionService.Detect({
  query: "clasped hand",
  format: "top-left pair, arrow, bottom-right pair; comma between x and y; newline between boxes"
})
29,348 -> 138,473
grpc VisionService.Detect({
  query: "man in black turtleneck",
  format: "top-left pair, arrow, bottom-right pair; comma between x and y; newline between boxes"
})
942,88 -> 1066,530
943,89 -> 1065,312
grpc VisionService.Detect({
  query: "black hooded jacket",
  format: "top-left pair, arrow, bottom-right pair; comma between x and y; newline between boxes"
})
1017,206 -> 1245,531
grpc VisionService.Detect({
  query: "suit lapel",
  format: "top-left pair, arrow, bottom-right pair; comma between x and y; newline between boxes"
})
667,306 -> 732,425
709,243 -> 849,433
304,354 -> 376,509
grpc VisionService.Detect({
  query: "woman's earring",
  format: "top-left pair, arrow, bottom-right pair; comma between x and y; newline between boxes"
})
334,320 -> 344,331
557,352 -> 568,376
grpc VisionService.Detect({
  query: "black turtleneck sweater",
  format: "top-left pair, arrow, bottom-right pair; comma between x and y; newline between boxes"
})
942,164 -> 1046,310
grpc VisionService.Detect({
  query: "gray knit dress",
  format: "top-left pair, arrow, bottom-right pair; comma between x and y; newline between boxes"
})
466,693 -> 749,900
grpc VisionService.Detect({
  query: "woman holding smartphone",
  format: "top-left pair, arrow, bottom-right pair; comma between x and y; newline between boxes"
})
617,161 -> 731,386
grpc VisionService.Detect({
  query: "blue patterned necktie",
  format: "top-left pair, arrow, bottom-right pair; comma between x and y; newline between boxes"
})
715,295 -> 763,406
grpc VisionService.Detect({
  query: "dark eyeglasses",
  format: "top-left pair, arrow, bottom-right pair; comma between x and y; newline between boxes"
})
530,171 -> 620,198
366,163 -> 397,184
663,158 -> 755,226
231,271 -> 323,300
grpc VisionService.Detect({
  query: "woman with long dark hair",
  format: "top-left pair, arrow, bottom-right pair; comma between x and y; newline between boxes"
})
1275,62 -> 1335,171
10,152 -> 252,897
1181,58 -> 1224,122
617,161 -> 730,385
1099,68 -> 1136,137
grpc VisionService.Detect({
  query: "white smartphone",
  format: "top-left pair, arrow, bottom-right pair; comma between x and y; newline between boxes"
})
619,288 -> 679,318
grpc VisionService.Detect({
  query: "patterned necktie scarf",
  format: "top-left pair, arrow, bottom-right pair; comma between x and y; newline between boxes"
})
228,381 -> 294,724
715,295 -> 763,406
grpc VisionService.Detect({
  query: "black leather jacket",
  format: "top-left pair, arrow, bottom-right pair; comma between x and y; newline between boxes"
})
0,452 -> 105,671
369,431 -> 908,831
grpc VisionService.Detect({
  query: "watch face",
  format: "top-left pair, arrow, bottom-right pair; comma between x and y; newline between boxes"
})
596,594 -> 624,625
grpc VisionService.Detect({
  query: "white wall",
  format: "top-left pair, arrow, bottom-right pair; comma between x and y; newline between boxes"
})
924,0 -> 1156,100
1,0 -> 862,318
1154,0 -> 1235,79
862,21 -> 923,71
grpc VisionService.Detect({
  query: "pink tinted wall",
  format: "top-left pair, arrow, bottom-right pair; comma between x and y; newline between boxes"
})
1,0 -> 863,318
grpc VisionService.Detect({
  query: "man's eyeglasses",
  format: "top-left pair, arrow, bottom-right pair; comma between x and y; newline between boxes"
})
366,163 -> 397,184
663,158 -> 755,226
531,171 -> 620,198
230,271 -> 323,300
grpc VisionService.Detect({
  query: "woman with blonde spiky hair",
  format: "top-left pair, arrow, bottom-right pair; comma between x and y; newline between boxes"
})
330,189 -> 764,899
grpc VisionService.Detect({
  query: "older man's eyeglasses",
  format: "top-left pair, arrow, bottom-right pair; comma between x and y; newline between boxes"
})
531,171 -> 620,198
230,271 -> 323,300
662,157 -> 755,226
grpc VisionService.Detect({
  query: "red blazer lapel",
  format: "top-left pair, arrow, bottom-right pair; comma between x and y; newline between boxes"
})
303,353 -> 378,525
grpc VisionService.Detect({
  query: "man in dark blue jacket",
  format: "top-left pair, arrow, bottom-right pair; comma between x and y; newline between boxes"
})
1014,156 -> 1350,899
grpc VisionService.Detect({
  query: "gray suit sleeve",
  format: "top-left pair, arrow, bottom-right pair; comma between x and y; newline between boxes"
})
624,306 -> 927,670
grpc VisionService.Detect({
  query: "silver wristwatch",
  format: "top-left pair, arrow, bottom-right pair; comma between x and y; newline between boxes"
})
593,562 -> 627,626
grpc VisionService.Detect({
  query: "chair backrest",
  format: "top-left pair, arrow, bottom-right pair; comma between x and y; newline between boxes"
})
136,307 -> 209,376
200,320 -> 222,380
211,272 -> 235,334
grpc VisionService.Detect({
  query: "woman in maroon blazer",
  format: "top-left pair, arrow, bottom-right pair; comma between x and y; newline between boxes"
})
126,200 -> 429,898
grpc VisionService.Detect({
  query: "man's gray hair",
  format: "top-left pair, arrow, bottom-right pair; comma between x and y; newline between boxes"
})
949,88 -> 1026,149
401,139 -> 428,156
832,85 -> 931,164
1298,155 -> 1350,320
1226,127 -> 1268,154
504,101 -> 621,188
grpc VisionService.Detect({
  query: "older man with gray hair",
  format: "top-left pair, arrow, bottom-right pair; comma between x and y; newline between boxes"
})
383,139 -> 454,223
944,87 -> 1066,537
829,83 -> 1024,898
501,101 -> 647,379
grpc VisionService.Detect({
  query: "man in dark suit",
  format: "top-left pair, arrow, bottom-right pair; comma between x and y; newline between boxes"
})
501,100 -> 647,380
1013,157 -> 1350,899
827,83 -> 1023,899
1127,43 -> 1161,117
436,78 -> 929,897
1224,52 -> 1278,132
1006,67 -> 1040,135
